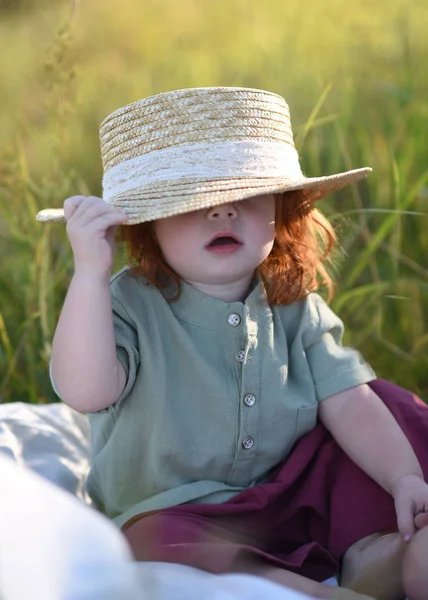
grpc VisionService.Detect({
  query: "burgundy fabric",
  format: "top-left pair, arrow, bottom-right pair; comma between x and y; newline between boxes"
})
122,379 -> 428,582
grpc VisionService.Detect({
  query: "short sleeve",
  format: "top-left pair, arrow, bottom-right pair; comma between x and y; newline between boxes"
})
107,295 -> 140,410
303,294 -> 376,401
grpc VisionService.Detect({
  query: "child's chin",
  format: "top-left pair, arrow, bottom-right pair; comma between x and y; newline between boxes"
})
205,268 -> 255,285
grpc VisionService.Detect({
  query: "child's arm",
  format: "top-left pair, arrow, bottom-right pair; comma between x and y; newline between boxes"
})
319,384 -> 427,540
51,196 -> 129,413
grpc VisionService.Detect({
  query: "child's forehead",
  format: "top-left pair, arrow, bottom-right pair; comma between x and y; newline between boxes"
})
150,191 -> 276,222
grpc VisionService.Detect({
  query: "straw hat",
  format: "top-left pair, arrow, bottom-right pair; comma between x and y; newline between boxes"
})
36,86 -> 372,225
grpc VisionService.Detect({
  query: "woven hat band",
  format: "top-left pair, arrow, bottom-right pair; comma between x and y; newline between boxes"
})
102,140 -> 303,202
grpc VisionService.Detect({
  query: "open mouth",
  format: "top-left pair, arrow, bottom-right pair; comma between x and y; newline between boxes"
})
206,232 -> 243,254
208,236 -> 240,246
207,231 -> 242,246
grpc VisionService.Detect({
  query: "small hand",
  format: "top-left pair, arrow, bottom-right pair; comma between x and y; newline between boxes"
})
391,474 -> 428,541
64,195 -> 128,277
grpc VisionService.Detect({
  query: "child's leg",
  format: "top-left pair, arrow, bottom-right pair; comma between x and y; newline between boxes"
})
340,532 -> 405,600
234,557 -> 375,599
341,519 -> 428,600
402,526 -> 428,600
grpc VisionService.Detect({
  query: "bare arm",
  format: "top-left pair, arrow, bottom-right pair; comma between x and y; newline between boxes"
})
51,195 -> 129,413
51,270 -> 126,412
318,384 -> 423,494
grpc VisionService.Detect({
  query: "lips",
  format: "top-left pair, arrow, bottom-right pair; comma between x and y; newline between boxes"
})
206,231 -> 242,247
205,231 -> 243,255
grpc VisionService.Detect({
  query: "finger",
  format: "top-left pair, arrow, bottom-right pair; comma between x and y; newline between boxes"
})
63,196 -> 87,221
68,199 -> 127,228
66,196 -> 107,222
77,211 -> 129,233
396,504 -> 415,542
106,224 -> 120,246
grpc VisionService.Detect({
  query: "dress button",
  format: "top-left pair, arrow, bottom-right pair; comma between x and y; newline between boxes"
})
235,350 -> 245,363
243,393 -> 256,407
242,436 -> 254,449
227,313 -> 241,327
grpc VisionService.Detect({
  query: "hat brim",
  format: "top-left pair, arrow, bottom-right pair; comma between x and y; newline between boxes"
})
35,168 -> 372,225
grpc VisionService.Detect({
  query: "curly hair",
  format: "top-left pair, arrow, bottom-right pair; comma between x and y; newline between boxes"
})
117,190 -> 337,305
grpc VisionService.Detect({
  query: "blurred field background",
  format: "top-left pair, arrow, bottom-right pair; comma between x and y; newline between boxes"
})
0,0 -> 427,403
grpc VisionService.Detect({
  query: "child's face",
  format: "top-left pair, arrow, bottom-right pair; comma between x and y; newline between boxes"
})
154,194 -> 276,288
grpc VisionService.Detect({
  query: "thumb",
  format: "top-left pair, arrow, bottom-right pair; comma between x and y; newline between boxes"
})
63,196 -> 85,221
106,223 -> 120,246
396,502 -> 415,542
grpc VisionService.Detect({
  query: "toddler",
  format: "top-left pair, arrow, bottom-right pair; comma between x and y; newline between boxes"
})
38,87 -> 428,600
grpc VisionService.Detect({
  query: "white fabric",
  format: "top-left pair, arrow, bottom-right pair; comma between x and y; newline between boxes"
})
102,140 -> 303,200
135,563 -> 316,600
0,402 -> 334,599
0,401 -> 92,504
0,454 -> 141,600
0,454 -> 317,600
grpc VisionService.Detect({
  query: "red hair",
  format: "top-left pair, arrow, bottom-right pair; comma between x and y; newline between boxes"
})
118,190 -> 337,305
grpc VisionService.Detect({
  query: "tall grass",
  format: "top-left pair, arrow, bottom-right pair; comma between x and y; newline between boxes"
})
0,0 -> 427,402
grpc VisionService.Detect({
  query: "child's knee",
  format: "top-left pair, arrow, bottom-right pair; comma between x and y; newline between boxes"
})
402,527 -> 428,600
340,532 -> 405,599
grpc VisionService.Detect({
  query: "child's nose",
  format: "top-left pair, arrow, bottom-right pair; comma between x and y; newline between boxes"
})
206,203 -> 238,221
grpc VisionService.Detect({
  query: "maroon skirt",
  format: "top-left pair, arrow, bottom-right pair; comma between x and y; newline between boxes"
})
122,379 -> 428,582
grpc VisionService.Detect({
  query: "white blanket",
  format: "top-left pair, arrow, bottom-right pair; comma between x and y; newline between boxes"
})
0,401 -> 92,504
0,402 -> 330,599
